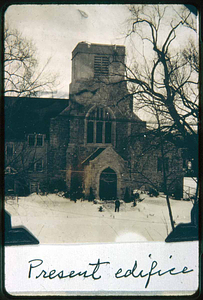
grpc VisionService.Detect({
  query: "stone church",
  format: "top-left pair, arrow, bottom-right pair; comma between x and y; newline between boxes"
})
5,42 -> 184,199
48,42 -> 183,200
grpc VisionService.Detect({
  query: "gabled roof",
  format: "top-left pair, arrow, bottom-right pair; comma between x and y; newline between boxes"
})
81,146 -> 127,169
5,96 -> 69,139
81,148 -> 105,165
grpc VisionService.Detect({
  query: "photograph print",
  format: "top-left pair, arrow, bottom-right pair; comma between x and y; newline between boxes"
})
4,4 -> 199,246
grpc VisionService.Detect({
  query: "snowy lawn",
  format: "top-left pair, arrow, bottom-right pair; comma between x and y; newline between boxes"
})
5,193 -> 193,244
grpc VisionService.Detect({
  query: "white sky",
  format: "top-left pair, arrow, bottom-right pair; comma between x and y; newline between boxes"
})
5,4 -> 131,98
5,4 -> 198,123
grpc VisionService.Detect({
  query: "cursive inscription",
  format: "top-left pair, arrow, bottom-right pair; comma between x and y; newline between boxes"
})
115,255 -> 193,288
28,255 -> 193,288
28,258 -> 110,280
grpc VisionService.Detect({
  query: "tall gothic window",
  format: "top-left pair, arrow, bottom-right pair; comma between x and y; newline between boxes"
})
86,107 -> 114,144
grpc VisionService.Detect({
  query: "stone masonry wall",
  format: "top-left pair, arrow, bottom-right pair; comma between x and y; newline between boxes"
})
48,116 -> 70,182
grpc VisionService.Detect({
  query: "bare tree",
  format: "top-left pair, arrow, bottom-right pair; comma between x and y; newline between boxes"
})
126,120 -> 183,231
5,134 -> 48,196
123,5 -> 198,191
103,5 -> 199,230
4,24 -> 57,97
4,24 -> 59,195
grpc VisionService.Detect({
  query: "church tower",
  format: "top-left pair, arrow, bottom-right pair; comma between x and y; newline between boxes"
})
50,42 -> 146,200
69,42 -> 136,114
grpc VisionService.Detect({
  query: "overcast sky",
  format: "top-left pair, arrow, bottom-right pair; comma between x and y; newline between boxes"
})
5,4 -> 198,123
5,4 -> 131,98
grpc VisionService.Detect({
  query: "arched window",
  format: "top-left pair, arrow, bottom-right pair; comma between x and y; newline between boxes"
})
86,107 -> 115,145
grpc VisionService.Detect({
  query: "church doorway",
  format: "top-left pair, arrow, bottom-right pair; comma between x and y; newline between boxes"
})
99,167 -> 117,200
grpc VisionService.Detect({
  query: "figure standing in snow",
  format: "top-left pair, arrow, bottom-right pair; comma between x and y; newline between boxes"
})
73,191 -> 77,203
71,189 -> 77,203
115,199 -> 120,212
133,192 -> 139,206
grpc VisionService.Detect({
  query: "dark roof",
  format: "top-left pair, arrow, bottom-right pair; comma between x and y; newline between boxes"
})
81,148 -> 105,165
5,96 -> 69,139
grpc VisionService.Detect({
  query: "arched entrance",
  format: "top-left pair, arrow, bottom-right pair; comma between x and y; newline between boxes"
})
99,167 -> 117,200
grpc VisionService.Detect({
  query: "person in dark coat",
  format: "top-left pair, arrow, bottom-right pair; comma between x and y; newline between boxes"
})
72,191 -> 77,203
115,199 -> 120,212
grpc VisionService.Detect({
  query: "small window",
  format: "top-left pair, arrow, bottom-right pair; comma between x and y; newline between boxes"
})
36,159 -> 43,172
28,160 -> 44,172
36,135 -> 43,146
28,134 -> 35,146
28,134 -> 44,147
6,144 -> 14,156
94,55 -> 109,76
28,162 -> 35,172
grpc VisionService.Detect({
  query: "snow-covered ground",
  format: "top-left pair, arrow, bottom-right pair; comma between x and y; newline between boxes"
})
5,193 -> 193,244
